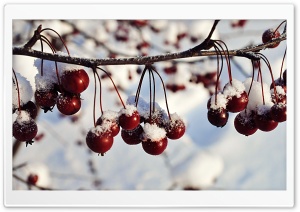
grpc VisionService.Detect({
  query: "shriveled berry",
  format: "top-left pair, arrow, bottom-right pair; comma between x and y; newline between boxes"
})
13,118 -> 38,141
35,89 -> 58,108
262,29 -> 281,48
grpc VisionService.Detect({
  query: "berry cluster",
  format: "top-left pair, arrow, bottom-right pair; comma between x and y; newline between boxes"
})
85,65 -> 185,156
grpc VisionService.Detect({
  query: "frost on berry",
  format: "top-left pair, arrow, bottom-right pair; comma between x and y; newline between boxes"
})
118,104 -> 138,116
243,78 -> 272,111
142,123 -> 167,142
223,79 -> 245,98
12,72 -> 33,109
208,93 -> 228,110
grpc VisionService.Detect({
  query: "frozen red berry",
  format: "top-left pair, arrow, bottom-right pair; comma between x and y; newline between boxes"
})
234,110 -> 258,136
13,111 -> 38,141
121,125 -> 143,145
262,28 -> 281,48
118,106 -> 140,130
56,93 -> 81,115
61,69 -> 89,94
86,128 -> 113,155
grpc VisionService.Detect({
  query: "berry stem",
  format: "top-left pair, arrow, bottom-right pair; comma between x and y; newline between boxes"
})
274,20 -> 287,34
40,39 -> 44,76
40,28 -> 70,56
92,69 -> 97,127
257,53 -> 279,103
279,48 -> 287,81
135,66 -> 148,107
96,67 -> 126,109
12,68 -> 21,112
150,66 -> 171,120
150,69 -> 156,114
94,70 -> 103,114
257,61 -> 265,105
212,43 -> 224,105
148,69 -> 152,120
215,40 -> 232,84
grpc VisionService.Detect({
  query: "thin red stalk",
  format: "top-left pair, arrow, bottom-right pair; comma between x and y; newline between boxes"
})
274,20 -> 287,33
150,69 -> 156,113
135,66 -> 148,106
148,69 -> 152,120
258,53 -> 279,103
92,69 -> 97,127
40,39 -> 44,76
279,48 -> 287,81
215,40 -> 232,84
150,66 -> 171,120
248,60 -> 256,97
97,67 -> 125,109
94,70 -> 103,114
12,69 -> 21,111
212,44 -> 224,106
257,61 -> 265,105
40,28 -> 70,56
41,36 -> 56,53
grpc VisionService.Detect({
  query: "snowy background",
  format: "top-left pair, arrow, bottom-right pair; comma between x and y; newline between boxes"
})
12,19 -> 286,190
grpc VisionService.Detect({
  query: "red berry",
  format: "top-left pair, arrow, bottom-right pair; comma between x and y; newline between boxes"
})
13,116 -> 38,141
226,91 -> 249,113
56,93 -> 81,115
86,130 -> 113,155
119,110 -> 140,130
262,29 -> 281,48
255,110 -> 278,132
21,101 -> 38,119
27,174 -> 38,185
121,125 -> 143,145
61,69 -> 89,94
142,137 -> 168,155
234,110 -> 258,136
270,79 -> 286,93
35,89 -> 58,108
207,108 -> 229,127
270,103 -> 286,122
165,119 -> 185,140
144,110 -> 166,128
96,118 -> 120,137
163,66 -> 177,74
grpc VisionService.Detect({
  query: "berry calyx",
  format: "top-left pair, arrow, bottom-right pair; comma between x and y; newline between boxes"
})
61,69 -> 89,94
118,105 -> 140,130
262,28 -> 281,48
121,124 -> 143,145
27,174 -> 38,185
13,111 -> 38,142
56,93 -> 81,115
35,89 -> 58,109
234,110 -> 258,136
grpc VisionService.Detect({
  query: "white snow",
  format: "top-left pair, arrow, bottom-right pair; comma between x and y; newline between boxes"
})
101,110 -> 119,121
119,104 -> 138,116
16,110 -> 32,124
223,78 -> 245,98
142,123 -> 166,142
12,72 -> 33,108
172,151 -> 224,189
209,93 -> 228,109
243,78 -> 273,111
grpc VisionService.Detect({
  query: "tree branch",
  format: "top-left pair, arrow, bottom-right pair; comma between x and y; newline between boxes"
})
12,20 -> 286,69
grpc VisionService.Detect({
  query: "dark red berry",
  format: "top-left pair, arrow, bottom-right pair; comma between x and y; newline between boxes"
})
165,119 -> 185,140
119,110 -> 140,130
96,118 -> 120,137
234,110 -> 258,136
262,29 -> 281,48
163,66 -> 177,74
270,103 -> 286,122
35,89 -> 58,108
121,125 -> 143,145
283,69 -> 287,84
13,117 -> 38,141
86,130 -> 113,155
27,174 -> 38,185
61,69 -> 89,94
56,93 -> 81,115
144,111 -> 166,128
226,91 -> 249,113
207,108 -> 229,127
255,110 -> 278,132
142,137 -> 168,155
21,101 -> 38,119
270,79 -> 286,93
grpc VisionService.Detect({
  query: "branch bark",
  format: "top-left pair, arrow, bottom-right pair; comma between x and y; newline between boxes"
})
12,21 -> 286,69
